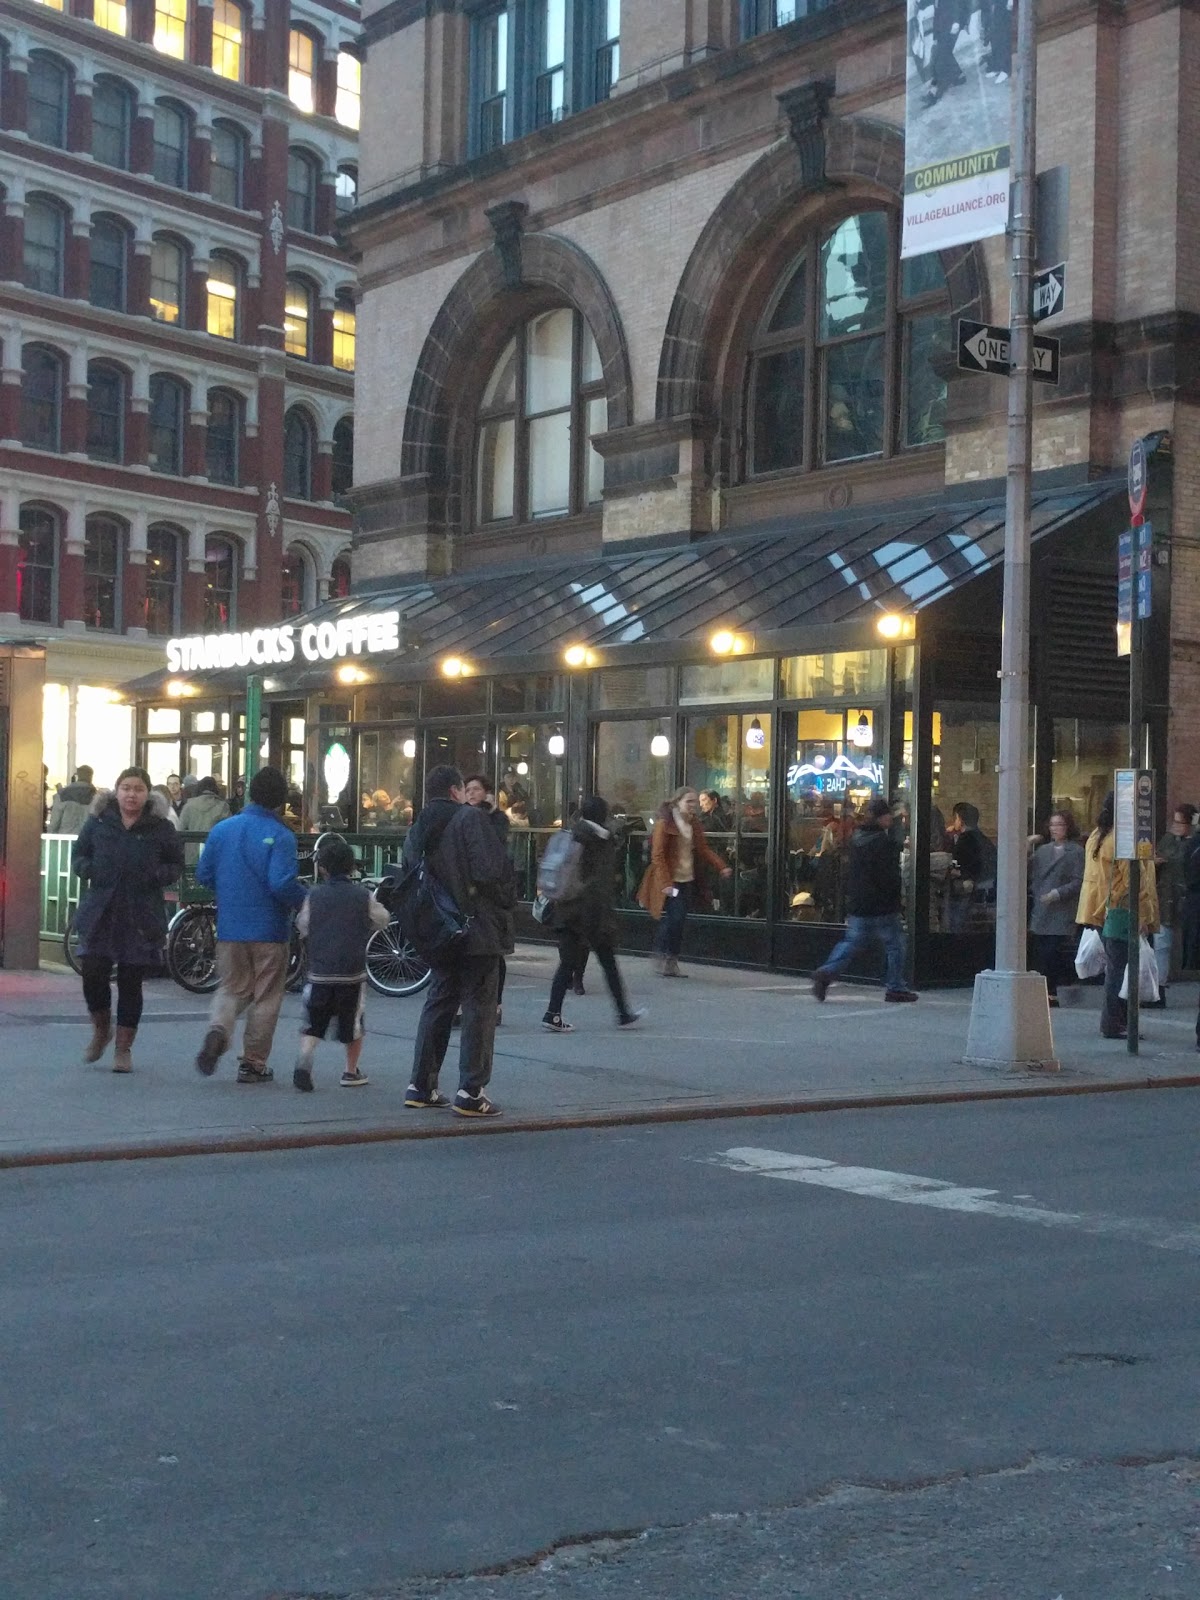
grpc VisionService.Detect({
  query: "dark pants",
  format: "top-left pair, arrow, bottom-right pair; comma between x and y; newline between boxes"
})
549,930 -> 630,1020
1031,932 -> 1076,997
81,957 -> 149,1029
412,954 -> 500,1096
1101,935 -> 1128,1037
653,883 -> 692,957
497,956 -> 507,1005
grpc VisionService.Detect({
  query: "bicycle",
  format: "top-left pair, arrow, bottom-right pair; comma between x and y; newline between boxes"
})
165,900 -> 307,995
364,915 -> 432,997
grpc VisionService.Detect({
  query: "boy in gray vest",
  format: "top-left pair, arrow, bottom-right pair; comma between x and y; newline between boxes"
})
293,837 -> 389,1091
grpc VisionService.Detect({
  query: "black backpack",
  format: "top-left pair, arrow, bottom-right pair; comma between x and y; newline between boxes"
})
378,811 -> 471,961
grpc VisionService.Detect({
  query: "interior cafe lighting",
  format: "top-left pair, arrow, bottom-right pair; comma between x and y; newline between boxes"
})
745,716 -> 766,750
546,733 -> 566,757
402,738 -> 417,759
851,711 -> 874,748
710,628 -> 752,655
650,733 -> 671,758
875,612 -> 916,640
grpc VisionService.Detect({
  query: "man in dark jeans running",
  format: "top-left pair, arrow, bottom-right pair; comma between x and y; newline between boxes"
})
402,764 -> 516,1117
811,796 -> 918,1004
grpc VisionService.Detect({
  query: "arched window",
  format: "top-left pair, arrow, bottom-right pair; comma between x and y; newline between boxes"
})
145,525 -> 180,635
281,545 -> 310,616
150,235 -> 185,323
206,254 -> 239,339
329,553 -> 352,599
745,210 -> 950,476
84,514 -> 123,630
20,346 -> 63,451
211,0 -> 244,81
28,54 -> 69,148
94,0 -> 128,36
288,28 -> 316,113
336,51 -> 361,129
284,277 -> 312,358
86,362 -> 124,462
283,408 -> 314,499
17,505 -> 58,623
331,416 -> 354,498
92,77 -> 133,168
89,216 -> 128,310
210,120 -> 246,208
154,0 -> 188,59
206,389 -> 240,484
332,293 -> 355,372
153,100 -> 189,188
203,535 -> 236,629
335,164 -> 358,217
286,149 -> 318,232
475,307 -> 607,525
148,374 -> 186,474
23,197 -> 65,295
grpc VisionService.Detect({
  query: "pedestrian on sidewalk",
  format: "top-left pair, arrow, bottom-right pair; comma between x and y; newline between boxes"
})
292,836 -> 389,1092
811,797 -> 918,1004
464,772 -> 510,1025
403,764 -> 516,1117
178,775 -> 231,865
542,795 -> 642,1033
193,766 -> 308,1083
1028,810 -> 1085,1006
1076,791 -> 1159,1041
637,786 -> 731,977
1151,801 -> 1196,1006
48,765 -> 96,835
72,767 -> 184,1071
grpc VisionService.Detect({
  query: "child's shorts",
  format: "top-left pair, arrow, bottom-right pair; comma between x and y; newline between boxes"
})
302,981 -> 366,1044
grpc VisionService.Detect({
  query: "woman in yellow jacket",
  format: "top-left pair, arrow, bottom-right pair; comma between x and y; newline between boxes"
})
1077,791 -> 1159,1039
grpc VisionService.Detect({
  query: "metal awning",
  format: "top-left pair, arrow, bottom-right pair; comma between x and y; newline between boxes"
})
126,477 -> 1126,697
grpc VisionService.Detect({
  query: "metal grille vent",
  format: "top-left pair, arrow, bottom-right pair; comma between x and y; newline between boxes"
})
1044,569 -> 1128,703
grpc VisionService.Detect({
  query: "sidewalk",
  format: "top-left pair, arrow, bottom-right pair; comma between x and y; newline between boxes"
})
2,948 -> 1198,1166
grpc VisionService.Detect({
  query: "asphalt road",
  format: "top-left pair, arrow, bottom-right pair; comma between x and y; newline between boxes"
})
2,1091 -> 1198,1600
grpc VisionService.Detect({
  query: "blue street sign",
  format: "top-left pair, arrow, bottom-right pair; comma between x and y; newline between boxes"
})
1136,522 -> 1153,620
1118,531 -> 1133,625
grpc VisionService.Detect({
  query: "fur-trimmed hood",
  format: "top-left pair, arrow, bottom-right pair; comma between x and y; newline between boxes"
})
89,787 -> 173,822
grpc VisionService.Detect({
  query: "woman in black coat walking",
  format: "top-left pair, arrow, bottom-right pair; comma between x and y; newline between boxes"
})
542,796 -> 641,1032
72,766 -> 184,1071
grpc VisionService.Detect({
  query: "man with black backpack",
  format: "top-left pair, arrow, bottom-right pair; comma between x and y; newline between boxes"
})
401,765 -> 516,1117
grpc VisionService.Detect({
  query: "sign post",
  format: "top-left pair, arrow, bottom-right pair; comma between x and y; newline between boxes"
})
1122,439 -> 1152,1053
1114,767 -> 1155,1056
965,0 -> 1059,1071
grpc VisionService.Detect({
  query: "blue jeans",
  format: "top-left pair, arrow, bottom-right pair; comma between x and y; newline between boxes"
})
817,913 -> 908,993
654,882 -> 691,957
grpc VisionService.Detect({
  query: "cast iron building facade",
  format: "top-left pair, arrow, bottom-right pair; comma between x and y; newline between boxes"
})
0,0 -> 360,790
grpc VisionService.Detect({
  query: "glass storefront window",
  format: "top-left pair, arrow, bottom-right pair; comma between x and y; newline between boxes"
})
781,650 -> 887,700
684,711 -> 772,918
783,708 -> 886,923
679,657 -> 775,706
931,700 -> 1000,932
42,682 -> 70,796
358,728 -> 415,831
355,683 -> 420,722
144,741 -> 181,787
1051,719 -> 1127,834
425,723 -> 490,783
317,729 -> 353,828
499,722 -> 566,897
492,674 -> 564,714
594,716 -> 673,906
594,668 -> 673,710
421,677 -> 489,717
146,707 -> 181,735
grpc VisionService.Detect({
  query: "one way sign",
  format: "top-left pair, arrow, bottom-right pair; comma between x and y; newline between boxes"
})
1033,263 -> 1066,322
957,319 -> 1061,384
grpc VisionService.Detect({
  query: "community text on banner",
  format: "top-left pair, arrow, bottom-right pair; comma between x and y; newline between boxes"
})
901,0 -> 1013,259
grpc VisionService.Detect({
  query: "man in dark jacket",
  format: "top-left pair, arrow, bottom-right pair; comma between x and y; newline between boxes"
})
811,797 -> 918,1003
402,764 -> 516,1117
541,796 -> 640,1032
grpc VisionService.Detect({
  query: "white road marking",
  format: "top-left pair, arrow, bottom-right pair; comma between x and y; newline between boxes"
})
712,1147 -> 1200,1255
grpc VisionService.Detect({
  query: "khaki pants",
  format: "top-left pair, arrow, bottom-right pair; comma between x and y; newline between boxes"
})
209,941 -> 289,1066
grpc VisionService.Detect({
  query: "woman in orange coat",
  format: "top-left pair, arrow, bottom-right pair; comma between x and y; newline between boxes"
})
637,786 -> 732,976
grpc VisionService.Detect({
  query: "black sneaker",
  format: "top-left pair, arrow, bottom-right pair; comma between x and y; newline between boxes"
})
236,1061 -> 274,1084
453,1089 -> 501,1117
617,1009 -> 645,1027
572,981 -> 586,996
195,1026 -> 225,1076
293,1060 -> 314,1092
541,1014 -> 575,1033
404,1086 -> 451,1109
811,974 -> 830,1002
884,989 -> 919,1003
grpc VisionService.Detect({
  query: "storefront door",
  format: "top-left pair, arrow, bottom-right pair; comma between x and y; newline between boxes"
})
782,707 -> 886,924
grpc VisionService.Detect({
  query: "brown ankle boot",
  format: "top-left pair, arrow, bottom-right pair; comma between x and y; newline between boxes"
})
83,1011 -> 113,1063
112,1025 -> 136,1072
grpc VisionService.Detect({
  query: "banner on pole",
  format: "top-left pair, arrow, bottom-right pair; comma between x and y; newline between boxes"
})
902,0 -> 1013,258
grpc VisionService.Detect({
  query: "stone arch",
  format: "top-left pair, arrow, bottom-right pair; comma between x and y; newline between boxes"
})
656,114 -> 990,422
401,228 -> 633,497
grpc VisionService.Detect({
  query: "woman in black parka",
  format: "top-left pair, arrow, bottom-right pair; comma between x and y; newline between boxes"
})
72,765 -> 184,1071
541,795 -> 641,1033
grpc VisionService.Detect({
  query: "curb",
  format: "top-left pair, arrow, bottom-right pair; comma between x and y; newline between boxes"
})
3,1073 -> 1199,1170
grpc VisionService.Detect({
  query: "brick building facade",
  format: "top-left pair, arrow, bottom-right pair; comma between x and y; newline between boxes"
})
0,0 -> 360,792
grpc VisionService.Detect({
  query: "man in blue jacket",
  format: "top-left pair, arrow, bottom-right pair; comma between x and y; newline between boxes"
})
193,765 -> 307,1082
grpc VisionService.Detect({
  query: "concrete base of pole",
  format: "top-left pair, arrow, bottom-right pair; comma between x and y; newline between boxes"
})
963,969 -> 1060,1071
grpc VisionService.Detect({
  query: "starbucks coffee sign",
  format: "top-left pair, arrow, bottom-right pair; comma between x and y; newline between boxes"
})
166,611 -> 400,674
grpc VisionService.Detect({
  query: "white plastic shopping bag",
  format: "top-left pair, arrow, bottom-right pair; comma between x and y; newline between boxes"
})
1074,928 -> 1105,980
1118,937 -> 1159,1002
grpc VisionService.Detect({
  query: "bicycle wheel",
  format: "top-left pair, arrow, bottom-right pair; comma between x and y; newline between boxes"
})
63,909 -> 83,975
286,929 -> 307,994
166,904 -> 219,994
365,923 -> 431,997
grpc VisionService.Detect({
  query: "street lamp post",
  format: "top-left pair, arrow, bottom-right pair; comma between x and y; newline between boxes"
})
964,0 -> 1058,1069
